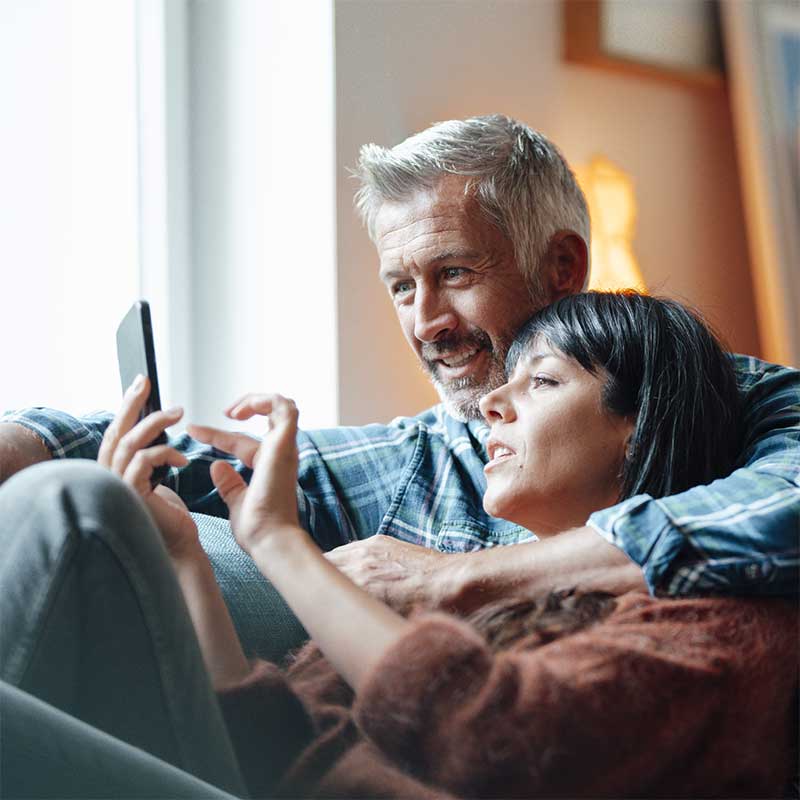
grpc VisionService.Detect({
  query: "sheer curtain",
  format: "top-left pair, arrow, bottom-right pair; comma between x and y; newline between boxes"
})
1,0 -> 140,415
1,0 -> 337,431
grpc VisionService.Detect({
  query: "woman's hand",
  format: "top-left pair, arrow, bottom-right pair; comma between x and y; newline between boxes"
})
193,395 -> 411,693
187,393 -> 302,556
98,375 -> 198,559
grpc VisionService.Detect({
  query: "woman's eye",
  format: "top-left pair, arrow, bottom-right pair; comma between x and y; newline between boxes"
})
530,375 -> 557,389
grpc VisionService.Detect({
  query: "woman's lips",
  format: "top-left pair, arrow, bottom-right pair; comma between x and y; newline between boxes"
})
485,438 -> 516,471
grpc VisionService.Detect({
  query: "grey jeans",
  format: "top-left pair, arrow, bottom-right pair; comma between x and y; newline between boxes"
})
0,460 -> 249,798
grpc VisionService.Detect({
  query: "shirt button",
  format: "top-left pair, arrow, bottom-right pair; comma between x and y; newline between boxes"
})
744,563 -> 762,580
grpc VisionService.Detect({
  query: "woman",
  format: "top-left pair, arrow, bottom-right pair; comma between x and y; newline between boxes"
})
3,292 -> 796,798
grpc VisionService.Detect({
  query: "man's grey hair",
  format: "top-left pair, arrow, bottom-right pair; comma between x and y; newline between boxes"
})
354,114 -> 590,297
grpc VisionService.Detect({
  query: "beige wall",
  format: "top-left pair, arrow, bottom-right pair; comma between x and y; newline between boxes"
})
335,0 -> 759,425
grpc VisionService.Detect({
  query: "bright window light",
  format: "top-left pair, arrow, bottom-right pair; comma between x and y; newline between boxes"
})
1,0 -> 140,415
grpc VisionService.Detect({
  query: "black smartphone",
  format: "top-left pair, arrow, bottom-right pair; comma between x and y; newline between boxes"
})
116,300 -> 168,486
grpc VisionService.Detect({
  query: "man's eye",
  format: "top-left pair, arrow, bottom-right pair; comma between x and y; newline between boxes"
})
442,267 -> 468,280
391,281 -> 414,296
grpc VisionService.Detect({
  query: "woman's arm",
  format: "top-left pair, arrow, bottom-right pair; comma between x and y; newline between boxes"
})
354,595 -> 797,798
170,549 -> 252,689
98,376 -> 252,689
199,395 -> 412,692
249,526 -> 410,692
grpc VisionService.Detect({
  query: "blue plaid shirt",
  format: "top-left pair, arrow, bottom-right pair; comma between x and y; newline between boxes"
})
3,354 -> 798,596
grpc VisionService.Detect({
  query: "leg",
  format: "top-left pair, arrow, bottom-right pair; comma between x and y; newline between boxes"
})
0,680 -> 238,799
0,460 -> 247,796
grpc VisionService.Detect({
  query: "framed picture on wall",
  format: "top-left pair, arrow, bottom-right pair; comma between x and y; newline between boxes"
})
563,0 -> 725,89
723,0 -> 800,367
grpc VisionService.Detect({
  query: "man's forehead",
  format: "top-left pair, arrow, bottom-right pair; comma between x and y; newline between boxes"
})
374,185 -> 506,276
374,180 -> 473,238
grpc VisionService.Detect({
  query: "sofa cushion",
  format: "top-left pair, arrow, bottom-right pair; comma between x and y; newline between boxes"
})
194,513 -> 308,664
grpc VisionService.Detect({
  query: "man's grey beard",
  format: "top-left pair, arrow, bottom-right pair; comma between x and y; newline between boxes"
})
422,333 -> 511,422
421,328 -> 514,422
425,281 -> 548,420
432,364 -> 509,421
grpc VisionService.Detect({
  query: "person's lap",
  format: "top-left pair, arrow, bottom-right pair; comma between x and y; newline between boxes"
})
0,680 -> 239,799
0,460 -> 248,796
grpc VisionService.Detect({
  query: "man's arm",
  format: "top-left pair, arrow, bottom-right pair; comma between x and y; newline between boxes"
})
0,423 -> 52,484
0,408 -> 244,516
325,527 -> 646,612
327,357 -> 800,610
589,355 -> 800,596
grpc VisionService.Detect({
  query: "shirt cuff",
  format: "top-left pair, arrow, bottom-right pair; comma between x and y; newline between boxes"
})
588,494 -> 689,595
0,407 -> 110,460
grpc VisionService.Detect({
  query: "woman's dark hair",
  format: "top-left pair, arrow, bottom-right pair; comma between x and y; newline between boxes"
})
467,590 -> 618,653
506,291 -> 743,500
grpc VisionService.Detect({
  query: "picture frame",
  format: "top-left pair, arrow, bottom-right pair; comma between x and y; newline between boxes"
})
722,0 -> 800,367
563,0 -> 725,90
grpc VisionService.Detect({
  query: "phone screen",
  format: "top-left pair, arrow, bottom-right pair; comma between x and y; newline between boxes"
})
116,300 -> 168,485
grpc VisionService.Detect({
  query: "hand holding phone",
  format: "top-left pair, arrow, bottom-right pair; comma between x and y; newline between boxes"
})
116,300 -> 169,485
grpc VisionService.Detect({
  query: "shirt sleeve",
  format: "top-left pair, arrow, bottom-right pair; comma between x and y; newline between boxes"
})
353,596 -> 797,799
0,407 -> 409,547
0,406 -> 249,516
588,356 -> 800,596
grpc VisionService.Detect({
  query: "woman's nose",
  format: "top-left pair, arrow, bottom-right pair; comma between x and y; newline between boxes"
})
479,385 -> 514,424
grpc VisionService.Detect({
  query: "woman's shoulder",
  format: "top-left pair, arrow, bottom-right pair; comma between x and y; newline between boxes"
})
582,591 -> 798,663
610,590 -> 796,619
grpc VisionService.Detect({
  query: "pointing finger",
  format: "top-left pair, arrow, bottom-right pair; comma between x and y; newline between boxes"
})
188,424 -> 260,467
225,393 -> 281,421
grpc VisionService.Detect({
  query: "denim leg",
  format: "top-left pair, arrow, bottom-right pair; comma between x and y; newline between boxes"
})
0,680 -> 239,799
0,460 -> 248,796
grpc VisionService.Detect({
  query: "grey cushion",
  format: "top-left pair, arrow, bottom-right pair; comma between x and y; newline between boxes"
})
193,514 -> 308,664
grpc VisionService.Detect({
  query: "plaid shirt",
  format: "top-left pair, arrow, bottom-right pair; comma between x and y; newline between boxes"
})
3,354 -> 798,596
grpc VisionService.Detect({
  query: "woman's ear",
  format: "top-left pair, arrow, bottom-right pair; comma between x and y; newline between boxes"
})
622,421 -> 637,462
541,231 -> 589,302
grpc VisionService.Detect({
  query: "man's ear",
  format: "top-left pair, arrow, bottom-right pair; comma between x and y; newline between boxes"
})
541,231 -> 588,302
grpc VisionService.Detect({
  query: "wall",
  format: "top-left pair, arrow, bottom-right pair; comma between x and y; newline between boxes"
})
335,0 -> 758,425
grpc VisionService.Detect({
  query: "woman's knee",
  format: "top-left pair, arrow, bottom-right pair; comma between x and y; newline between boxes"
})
0,459 -> 164,569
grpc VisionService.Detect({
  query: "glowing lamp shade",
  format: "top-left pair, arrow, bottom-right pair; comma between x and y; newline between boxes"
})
574,156 -> 647,292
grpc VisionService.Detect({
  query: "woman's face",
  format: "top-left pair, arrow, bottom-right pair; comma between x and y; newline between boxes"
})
479,336 -> 634,536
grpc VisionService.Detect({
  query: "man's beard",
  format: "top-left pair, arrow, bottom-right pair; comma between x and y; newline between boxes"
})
421,328 -> 512,422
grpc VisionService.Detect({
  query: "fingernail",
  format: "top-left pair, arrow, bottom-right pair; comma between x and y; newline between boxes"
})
165,406 -> 183,417
133,374 -> 145,391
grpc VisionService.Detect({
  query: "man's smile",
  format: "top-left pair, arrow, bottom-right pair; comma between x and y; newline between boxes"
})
439,347 -> 480,368
432,347 -> 487,381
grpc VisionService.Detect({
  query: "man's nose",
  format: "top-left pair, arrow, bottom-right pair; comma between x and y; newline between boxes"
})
479,386 -> 515,424
413,287 -> 458,343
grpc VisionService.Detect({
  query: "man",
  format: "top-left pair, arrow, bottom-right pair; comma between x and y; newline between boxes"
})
2,115 -> 798,635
